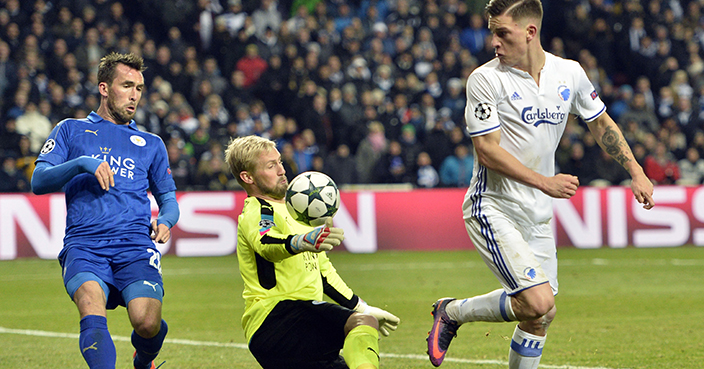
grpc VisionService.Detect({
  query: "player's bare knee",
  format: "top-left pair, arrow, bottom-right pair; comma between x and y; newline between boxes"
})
543,305 -> 557,324
344,312 -> 379,336
528,297 -> 554,319
516,294 -> 554,320
132,317 -> 161,338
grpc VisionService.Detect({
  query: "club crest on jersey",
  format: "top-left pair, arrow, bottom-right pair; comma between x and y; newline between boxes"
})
523,267 -> 537,280
40,139 -> 56,154
130,135 -> 146,147
474,102 -> 492,120
557,85 -> 570,101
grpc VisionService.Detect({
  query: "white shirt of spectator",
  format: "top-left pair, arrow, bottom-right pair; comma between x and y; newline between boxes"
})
463,51 -> 605,225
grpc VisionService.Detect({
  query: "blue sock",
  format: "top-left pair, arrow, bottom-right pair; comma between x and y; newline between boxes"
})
79,315 -> 116,369
132,319 -> 168,369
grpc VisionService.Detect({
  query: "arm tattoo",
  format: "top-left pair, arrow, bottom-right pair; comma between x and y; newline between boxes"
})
601,126 -> 631,167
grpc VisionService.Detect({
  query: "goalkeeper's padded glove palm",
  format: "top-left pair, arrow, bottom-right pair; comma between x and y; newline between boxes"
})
290,224 -> 344,253
354,299 -> 400,337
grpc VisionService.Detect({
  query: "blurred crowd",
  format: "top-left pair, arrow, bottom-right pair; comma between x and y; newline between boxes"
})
2,0 -> 704,193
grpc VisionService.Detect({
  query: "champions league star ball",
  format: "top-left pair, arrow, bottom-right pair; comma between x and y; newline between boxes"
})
285,171 -> 340,227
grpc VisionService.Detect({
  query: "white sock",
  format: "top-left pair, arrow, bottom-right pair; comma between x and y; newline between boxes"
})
446,289 -> 517,324
508,325 -> 546,369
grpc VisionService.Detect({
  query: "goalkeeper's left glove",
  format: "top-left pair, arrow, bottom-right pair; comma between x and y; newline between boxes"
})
354,298 -> 400,337
289,222 -> 344,253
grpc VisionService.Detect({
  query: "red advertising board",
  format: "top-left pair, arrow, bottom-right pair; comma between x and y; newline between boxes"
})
1,186 -> 702,259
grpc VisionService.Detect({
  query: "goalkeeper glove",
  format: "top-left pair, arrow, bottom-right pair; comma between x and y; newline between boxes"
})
354,299 -> 400,337
289,223 -> 344,253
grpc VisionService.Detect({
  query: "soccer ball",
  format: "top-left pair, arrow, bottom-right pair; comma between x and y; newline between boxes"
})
285,171 -> 340,227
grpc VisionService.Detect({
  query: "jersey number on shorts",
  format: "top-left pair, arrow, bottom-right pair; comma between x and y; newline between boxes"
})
147,249 -> 162,276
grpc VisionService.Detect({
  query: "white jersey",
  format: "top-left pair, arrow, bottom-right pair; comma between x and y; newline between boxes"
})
462,52 -> 605,225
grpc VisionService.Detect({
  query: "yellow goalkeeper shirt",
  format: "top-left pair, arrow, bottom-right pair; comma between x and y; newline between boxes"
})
237,196 -> 356,342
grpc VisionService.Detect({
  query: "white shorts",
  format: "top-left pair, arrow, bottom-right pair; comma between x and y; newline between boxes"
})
465,208 -> 558,296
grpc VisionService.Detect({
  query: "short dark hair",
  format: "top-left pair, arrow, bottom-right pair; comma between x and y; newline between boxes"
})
485,0 -> 543,23
97,52 -> 146,85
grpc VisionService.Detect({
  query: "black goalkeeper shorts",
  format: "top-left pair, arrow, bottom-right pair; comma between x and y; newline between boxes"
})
249,299 -> 355,369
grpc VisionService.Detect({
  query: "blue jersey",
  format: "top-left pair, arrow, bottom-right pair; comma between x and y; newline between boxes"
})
36,112 -> 176,246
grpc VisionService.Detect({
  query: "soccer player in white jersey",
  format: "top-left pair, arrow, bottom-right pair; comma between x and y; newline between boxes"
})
427,0 -> 655,368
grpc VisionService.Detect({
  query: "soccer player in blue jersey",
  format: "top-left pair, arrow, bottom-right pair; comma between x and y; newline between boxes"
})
224,135 -> 400,369
31,52 -> 179,369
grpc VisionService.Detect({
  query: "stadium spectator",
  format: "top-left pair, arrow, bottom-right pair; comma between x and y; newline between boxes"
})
414,151 -> 440,188
216,0 -> 247,38
398,123 -> 424,171
223,135 -> 398,369
187,115 -> 213,161
373,139 -> 410,183
645,141 -> 681,184
439,143 -> 474,188
0,40 -> 17,106
0,118 -> 23,158
677,147 -> 704,185
356,121 -> 387,184
15,101 -> 52,154
168,139 -> 195,191
560,142 -> 597,185
251,0 -> 282,39
194,140 -> 231,191
279,141 -> 298,180
30,52 -> 178,369
459,13 -> 489,55
672,96 -> 702,139
235,44 -> 268,89
618,92 -> 660,133
15,132 -> 37,182
655,85 -> 676,121
291,132 -> 315,173
324,144 -> 358,185
0,155 -> 30,192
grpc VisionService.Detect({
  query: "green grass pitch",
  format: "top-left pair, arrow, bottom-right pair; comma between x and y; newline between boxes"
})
1,247 -> 703,368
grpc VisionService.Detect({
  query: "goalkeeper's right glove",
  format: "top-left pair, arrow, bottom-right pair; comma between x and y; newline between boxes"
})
289,223 -> 344,253
354,298 -> 400,337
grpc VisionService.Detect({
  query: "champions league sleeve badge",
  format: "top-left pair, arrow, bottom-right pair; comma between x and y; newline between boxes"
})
474,102 -> 492,121
40,139 -> 56,154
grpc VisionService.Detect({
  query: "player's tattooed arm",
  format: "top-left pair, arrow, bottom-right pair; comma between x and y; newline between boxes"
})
600,125 -> 631,168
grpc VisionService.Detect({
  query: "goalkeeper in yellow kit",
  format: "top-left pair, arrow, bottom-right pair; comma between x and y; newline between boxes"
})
225,135 -> 400,369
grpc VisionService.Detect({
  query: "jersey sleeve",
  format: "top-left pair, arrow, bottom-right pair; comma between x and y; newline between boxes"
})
465,70 -> 501,137
35,120 -> 71,165
148,135 -> 177,195
570,62 -> 607,122
242,198 -> 300,262
319,253 -> 356,308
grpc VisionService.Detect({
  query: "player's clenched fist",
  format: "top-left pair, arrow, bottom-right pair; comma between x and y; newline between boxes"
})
94,161 -> 115,191
542,173 -> 579,199
151,220 -> 171,243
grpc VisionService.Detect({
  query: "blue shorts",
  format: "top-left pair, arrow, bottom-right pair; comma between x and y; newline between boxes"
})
59,239 -> 164,309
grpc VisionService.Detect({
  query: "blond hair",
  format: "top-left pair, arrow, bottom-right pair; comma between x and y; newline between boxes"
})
224,135 -> 277,186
